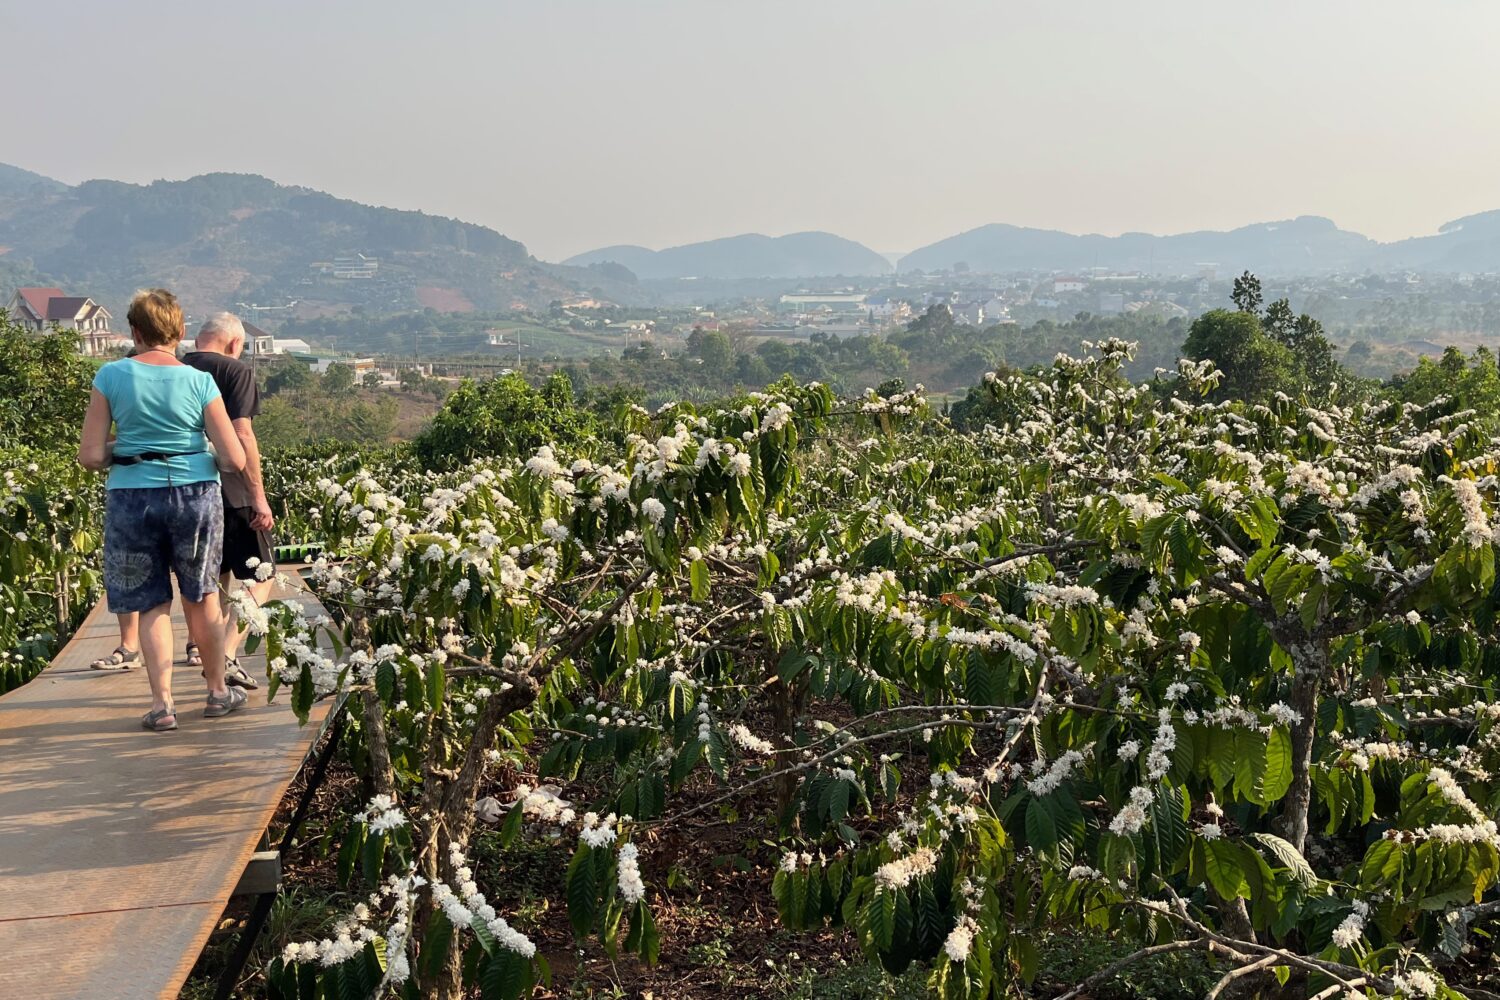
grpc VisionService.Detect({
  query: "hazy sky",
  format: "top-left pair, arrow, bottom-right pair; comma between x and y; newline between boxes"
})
5,1 -> 1500,261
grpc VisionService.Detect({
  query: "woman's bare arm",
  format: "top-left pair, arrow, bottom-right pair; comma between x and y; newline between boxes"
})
204,397 -> 247,473
77,389 -> 114,471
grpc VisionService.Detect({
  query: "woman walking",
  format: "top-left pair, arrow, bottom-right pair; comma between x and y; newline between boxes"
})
77,289 -> 249,731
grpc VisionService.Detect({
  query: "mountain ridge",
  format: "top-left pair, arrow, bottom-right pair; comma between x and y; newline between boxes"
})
0,165 -> 626,317
898,213 -> 1500,275
563,231 -> 894,279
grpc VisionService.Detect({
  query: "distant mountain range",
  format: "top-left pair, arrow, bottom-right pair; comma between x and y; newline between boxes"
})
0,164 -> 626,319
897,214 -> 1500,275
564,232 -> 894,280
6,159 -> 1500,326
571,214 -> 1500,279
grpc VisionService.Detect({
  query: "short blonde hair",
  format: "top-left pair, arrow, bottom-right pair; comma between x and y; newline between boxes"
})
127,288 -> 184,348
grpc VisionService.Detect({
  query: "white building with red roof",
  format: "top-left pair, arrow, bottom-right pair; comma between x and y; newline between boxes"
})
6,286 -> 122,355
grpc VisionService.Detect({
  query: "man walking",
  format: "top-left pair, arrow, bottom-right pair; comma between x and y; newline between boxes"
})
182,312 -> 276,686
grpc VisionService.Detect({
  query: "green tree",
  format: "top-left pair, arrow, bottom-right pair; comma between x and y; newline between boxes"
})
1231,270 -> 1263,313
322,362 -> 357,395
0,318 -> 95,452
1182,309 -> 1293,402
413,371 -> 600,469
686,327 -> 735,377
265,357 -> 314,395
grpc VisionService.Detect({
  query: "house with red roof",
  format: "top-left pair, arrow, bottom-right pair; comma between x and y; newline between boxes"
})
6,287 -> 123,356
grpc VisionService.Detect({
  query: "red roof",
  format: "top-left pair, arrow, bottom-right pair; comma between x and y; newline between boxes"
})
16,287 -> 63,319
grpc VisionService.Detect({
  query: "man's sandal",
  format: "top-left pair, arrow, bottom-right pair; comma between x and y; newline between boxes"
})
204,686 -> 248,718
141,706 -> 178,732
201,658 -> 260,691
92,646 -> 141,670
185,642 -> 203,668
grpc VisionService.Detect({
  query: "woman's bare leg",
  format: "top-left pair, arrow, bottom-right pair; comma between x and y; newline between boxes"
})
139,603 -> 175,714
183,593 -> 229,698
117,612 -> 140,652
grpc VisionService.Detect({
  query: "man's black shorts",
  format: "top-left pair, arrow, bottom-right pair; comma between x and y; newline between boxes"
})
222,503 -> 276,580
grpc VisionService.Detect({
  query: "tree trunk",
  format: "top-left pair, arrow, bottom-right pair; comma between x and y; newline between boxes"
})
1273,639 -> 1326,854
359,687 -> 397,798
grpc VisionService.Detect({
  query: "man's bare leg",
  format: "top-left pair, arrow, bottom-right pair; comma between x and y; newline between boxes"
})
223,572 -> 275,662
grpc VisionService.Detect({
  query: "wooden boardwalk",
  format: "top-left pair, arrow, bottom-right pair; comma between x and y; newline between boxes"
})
0,585 -> 333,1000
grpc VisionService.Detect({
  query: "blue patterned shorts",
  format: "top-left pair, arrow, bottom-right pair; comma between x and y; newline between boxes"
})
104,483 -> 224,613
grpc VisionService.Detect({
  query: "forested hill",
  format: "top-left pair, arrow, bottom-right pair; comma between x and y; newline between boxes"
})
563,231 -> 894,279
0,167 -> 617,317
0,163 -> 67,198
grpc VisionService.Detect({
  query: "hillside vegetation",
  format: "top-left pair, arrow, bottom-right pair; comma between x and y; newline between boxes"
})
0,167 -> 625,317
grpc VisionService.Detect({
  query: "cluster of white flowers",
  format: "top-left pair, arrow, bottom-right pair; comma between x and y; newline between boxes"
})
579,811 -> 620,849
942,916 -> 977,963
1390,969 -> 1439,998
640,497 -> 667,528
1330,899 -> 1370,949
1026,582 -> 1099,608
281,871 -> 418,982
430,844 -> 536,956
1108,785 -> 1156,836
728,723 -> 776,755
616,842 -> 645,903
1266,701 -> 1301,727
512,783 -> 575,826
358,794 -> 407,835
874,847 -> 937,890
1027,749 -> 1087,796
1442,476 -> 1493,547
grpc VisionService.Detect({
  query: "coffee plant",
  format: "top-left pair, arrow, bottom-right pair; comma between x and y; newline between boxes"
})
244,344 -> 1500,1000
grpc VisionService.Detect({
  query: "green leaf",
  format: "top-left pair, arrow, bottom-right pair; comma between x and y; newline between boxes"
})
1148,783 -> 1189,875
375,660 -> 396,704
471,913 -> 498,955
419,913 -> 454,983
291,661 -> 314,723
826,779 -> 852,824
1024,795 -> 1059,855
361,830 -> 386,883
1247,832 -> 1316,889
567,844 -> 599,938
426,661 -> 446,713
479,949 -> 533,1000
1233,729 -> 1269,806
1261,727 -> 1294,803
1204,839 -> 1249,900
337,821 -> 365,888
689,559 -> 710,601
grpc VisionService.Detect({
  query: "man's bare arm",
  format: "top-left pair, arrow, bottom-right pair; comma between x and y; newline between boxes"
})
232,416 -> 274,530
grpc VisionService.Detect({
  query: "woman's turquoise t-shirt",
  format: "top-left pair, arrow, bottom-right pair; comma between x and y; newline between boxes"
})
93,359 -> 223,490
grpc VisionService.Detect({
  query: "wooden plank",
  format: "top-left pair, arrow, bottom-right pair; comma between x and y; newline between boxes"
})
0,581 -> 333,999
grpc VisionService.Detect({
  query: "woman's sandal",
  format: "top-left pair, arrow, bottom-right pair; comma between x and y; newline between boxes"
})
201,657 -> 260,691
204,686 -> 248,719
141,706 -> 178,732
91,646 -> 141,670
185,642 -> 203,668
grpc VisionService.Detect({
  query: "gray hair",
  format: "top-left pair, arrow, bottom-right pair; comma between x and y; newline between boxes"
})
197,311 -> 246,347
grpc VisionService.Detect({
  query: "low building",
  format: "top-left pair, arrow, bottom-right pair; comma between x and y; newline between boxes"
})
1052,277 -> 1086,294
243,321 -> 277,357
777,293 -> 867,314
7,287 -> 119,355
953,302 -> 986,326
